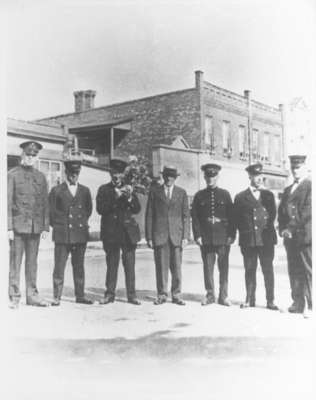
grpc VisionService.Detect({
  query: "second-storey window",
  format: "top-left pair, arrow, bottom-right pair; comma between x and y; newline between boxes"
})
252,129 -> 259,160
222,121 -> 231,157
204,116 -> 215,153
238,125 -> 248,160
262,132 -> 270,163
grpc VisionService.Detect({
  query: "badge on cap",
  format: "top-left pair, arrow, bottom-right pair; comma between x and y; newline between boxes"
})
20,141 -> 43,155
245,163 -> 263,175
201,163 -> 221,177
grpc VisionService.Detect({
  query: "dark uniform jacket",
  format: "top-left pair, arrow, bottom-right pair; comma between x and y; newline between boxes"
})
49,182 -> 92,244
191,186 -> 235,246
96,182 -> 141,245
145,185 -> 190,247
278,178 -> 312,246
234,188 -> 277,247
7,165 -> 49,234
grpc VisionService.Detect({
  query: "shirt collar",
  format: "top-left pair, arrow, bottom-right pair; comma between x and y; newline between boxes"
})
66,180 -> 78,188
249,185 -> 260,193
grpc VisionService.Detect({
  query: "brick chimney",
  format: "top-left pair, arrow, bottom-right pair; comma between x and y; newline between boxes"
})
73,90 -> 96,112
195,70 -> 204,90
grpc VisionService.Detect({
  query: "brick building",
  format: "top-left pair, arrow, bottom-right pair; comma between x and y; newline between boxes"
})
36,70 -> 287,197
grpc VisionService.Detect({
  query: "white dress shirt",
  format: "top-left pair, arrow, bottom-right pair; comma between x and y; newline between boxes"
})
164,184 -> 174,199
290,178 -> 301,194
249,185 -> 261,201
67,181 -> 78,197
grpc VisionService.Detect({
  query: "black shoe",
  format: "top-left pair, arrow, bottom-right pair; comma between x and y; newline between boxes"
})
128,298 -> 141,305
240,301 -> 255,308
218,298 -> 231,307
26,299 -> 50,307
154,297 -> 167,305
99,296 -> 115,305
288,303 -> 304,313
172,298 -> 186,306
51,298 -> 61,306
267,302 -> 279,311
76,297 -> 93,305
201,298 -> 215,306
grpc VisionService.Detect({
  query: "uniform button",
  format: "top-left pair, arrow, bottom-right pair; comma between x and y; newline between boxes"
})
254,217 -> 257,220
69,214 -> 72,218
69,224 -> 72,228
255,226 -> 258,230
79,224 -> 82,227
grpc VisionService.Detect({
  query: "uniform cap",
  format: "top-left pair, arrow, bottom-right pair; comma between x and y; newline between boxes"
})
161,165 -> 180,177
201,163 -> 221,177
289,155 -> 306,167
245,163 -> 263,175
20,141 -> 43,155
109,158 -> 128,173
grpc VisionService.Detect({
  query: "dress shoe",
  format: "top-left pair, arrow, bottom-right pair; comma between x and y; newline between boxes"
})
26,299 -> 49,307
201,298 -> 215,306
240,301 -> 255,309
218,298 -> 231,307
128,298 -> 141,305
266,302 -> 279,311
76,297 -> 93,305
9,300 -> 19,309
99,296 -> 115,305
51,298 -> 61,306
288,303 -> 304,314
172,298 -> 186,306
153,297 -> 167,305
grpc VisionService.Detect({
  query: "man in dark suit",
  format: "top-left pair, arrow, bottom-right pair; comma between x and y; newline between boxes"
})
145,166 -> 190,305
96,158 -> 141,305
49,154 -> 93,306
191,163 -> 235,306
8,141 -> 50,308
278,155 -> 312,315
234,163 -> 278,310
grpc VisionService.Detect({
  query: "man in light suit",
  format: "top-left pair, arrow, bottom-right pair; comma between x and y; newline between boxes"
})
278,155 -> 312,315
49,154 -> 93,306
145,166 -> 190,305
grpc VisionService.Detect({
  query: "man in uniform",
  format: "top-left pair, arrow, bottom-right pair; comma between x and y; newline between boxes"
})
191,163 -> 235,306
145,166 -> 190,305
96,158 -> 141,305
49,153 -> 93,306
278,155 -> 312,315
234,163 -> 278,310
7,141 -> 50,308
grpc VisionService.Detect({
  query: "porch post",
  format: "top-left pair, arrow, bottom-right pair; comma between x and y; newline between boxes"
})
110,127 -> 114,159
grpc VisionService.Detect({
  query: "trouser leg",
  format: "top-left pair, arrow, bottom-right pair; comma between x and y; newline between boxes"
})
217,245 -> 230,301
71,243 -> 87,300
285,240 -> 305,308
200,245 -> 216,301
241,247 -> 258,304
299,245 -> 312,309
258,245 -> 275,303
170,243 -> 182,300
121,245 -> 137,300
154,242 -> 170,298
25,234 -> 41,303
53,243 -> 70,299
9,233 -> 25,301
103,243 -> 120,298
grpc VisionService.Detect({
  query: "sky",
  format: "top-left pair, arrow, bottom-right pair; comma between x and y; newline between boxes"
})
4,0 -> 316,121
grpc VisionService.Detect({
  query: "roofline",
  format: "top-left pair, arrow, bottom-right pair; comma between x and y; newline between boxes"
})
68,117 -> 134,133
34,87 -> 197,121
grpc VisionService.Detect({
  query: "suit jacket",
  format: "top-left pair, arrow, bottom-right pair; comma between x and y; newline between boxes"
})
96,182 -> 141,245
191,186 -> 235,246
7,165 -> 49,234
49,182 -> 92,244
278,178 -> 312,246
234,188 -> 277,247
145,184 -> 190,247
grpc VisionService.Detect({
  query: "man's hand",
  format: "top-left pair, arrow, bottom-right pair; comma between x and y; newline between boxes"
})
147,240 -> 153,249
281,229 -> 292,239
195,237 -> 203,246
8,230 -> 14,241
182,239 -> 188,247
227,237 -> 234,245
41,231 -> 49,240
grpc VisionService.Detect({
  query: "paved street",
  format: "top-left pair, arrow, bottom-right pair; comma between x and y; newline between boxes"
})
4,244 -> 315,400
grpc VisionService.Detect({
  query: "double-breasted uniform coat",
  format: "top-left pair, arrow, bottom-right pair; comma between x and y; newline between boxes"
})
145,184 -> 190,300
49,182 -> 92,300
8,165 -> 49,303
278,178 -> 312,311
96,182 -> 141,301
191,186 -> 235,302
234,188 -> 277,305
